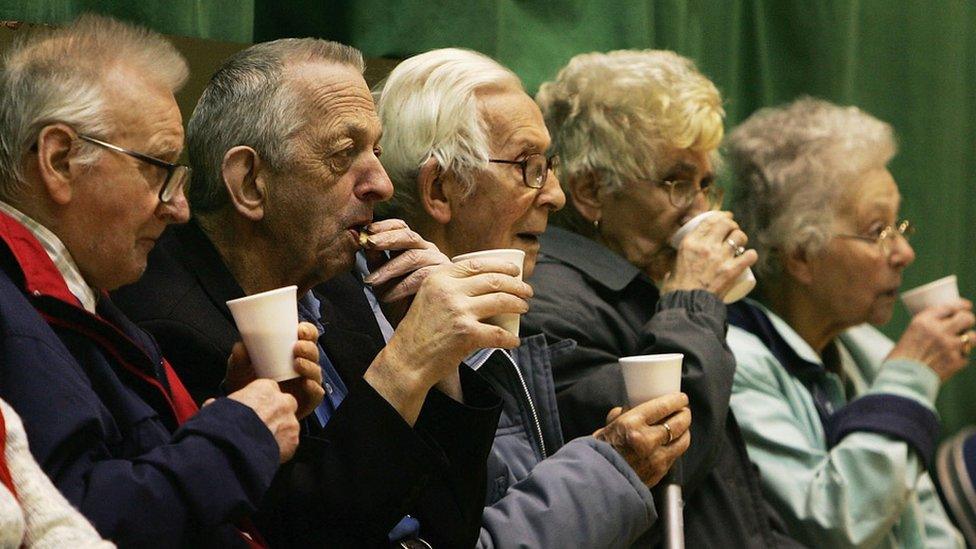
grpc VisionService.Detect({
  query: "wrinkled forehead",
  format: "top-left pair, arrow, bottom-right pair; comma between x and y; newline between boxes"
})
285,61 -> 380,139
476,85 -> 550,153
838,168 -> 901,219
102,63 -> 184,153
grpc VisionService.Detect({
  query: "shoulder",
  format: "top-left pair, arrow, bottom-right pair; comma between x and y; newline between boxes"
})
727,325 -> 786,387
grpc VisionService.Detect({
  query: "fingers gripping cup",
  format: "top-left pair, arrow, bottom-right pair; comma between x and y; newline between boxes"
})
670,210 -> 756,303
901,275 -> 960,315
619,353 -> 684,408
226,285 -> 300,381
451,249 -> 525,337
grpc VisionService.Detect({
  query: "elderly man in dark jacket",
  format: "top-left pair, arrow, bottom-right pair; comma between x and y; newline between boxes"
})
112,39 -> 527,548
349,47 -> 692,548
0,15 -> 318,547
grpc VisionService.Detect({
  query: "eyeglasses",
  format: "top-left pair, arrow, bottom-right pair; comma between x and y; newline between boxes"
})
488,154 -> 559,189
77,134 -> 190,204
835,219 -> 914,255
657,178 -> 724,210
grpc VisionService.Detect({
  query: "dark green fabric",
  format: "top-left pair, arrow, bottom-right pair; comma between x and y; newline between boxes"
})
0,0 -> 253,43
7,0 -> 976,432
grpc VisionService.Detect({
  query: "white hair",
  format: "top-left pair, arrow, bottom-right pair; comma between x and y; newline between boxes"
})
727,96 -> 897,280
373,48 -> 522,221
0,14 -> 188,199
186,38 -> 364,213
536,49 -> 725,234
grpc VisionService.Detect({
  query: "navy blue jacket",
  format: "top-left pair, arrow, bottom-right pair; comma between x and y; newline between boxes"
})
0,212 -> 279,547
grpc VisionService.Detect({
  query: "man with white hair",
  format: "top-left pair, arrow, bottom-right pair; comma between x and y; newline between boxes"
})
0,15 -> 320,547
114,38 -> 523,547
315,47 -> 692,548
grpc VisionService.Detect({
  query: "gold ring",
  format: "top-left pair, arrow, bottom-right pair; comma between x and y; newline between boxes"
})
661,421 -> 674,446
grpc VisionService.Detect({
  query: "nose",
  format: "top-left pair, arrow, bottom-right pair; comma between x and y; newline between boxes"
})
158,191 -> 190,224
538,170 -> 566,212
354,153 -> 394,203
685,187 -> 712,217
889,232 -> 916,270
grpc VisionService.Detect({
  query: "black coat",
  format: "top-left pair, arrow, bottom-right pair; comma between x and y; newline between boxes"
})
522,226 -> 801,548
112,219 -> 501,548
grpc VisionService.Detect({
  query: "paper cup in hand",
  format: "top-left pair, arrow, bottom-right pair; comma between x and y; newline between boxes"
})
619,353 -> 684,408
901,275 -> 959,315
451,249 -> 525,337
226,285 -> 300,381
670,210 -> 755,303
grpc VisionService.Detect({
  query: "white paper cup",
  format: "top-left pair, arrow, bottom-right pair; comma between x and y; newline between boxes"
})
226,285 -> 300,381
619,353 -> 684,408
451,249 -> 525,336
670,210 -> 755,303
901,275 -> 959,315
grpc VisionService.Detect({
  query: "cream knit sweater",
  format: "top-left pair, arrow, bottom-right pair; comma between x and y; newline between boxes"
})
0,399 -> 113,548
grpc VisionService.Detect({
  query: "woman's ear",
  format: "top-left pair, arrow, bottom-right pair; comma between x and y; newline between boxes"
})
34,123 -> 78,205
784,247 -> 816,286
222,146 -> 266,221
418,157 -> 452,225
565,170 -> 604,223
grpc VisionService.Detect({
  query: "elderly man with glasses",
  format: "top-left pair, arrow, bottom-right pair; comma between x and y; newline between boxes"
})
0,15 -> 324,547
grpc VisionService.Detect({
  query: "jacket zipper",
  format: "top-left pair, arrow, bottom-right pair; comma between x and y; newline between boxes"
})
506,350 -> 548,458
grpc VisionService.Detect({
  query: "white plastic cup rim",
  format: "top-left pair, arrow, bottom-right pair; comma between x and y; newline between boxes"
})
451,248 -> 526,266
619,353 -> 686,364
900,275 -> 959,315
670,210 -> 722,248
226,285 -> 299,307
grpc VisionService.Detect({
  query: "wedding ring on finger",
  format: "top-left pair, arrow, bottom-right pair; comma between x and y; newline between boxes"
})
661,421 -> 674,446
726,238 -> 746,257
961,333 -> 974,355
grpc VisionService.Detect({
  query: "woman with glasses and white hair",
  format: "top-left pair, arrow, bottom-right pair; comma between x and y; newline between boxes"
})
726,97 -> 969,548
524,50 -> 801,547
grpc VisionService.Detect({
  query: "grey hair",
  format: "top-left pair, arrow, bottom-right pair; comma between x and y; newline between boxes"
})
536,49 -> 725,235
186,38 -> 364,213
727,96 -> 897,280
0,14 -> 188,199
373,48 -> 522,221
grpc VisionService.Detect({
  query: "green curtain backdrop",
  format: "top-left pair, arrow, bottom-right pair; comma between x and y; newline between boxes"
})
5,0 -> 976,435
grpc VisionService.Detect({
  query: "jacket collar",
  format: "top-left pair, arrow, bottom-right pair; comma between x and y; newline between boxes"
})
538,226 -> 642,292
0,209 -> 87,306
167,218 -> 246,323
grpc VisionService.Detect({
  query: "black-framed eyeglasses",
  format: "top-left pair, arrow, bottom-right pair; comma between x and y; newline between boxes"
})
77,134 -> 190,204
835,219 -> 914,256
488,154 -> 558,189
655,178 -> 724,210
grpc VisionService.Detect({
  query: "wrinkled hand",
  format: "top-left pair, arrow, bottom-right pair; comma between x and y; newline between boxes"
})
889,299 -> 975,381
365,258 -> 531,423
224,322 -> 324,419
594,393 -> 691,488
361,219 -> 451,326
661,211 -> 757,299
228,379 -> 300,463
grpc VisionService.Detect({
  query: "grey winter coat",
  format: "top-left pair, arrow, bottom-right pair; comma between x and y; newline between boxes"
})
473,335 -> 657,548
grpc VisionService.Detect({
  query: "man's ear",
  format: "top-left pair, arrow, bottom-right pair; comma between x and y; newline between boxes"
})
35,124 -> 79,205
565,170 -> 604,223
222,146 -> 266,221
417,157 -> 452,225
